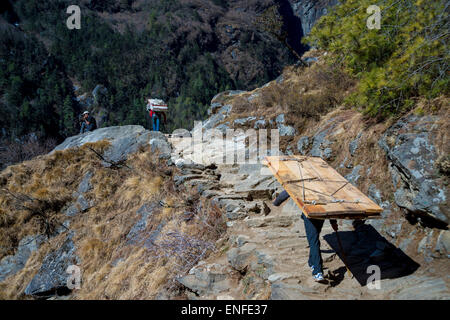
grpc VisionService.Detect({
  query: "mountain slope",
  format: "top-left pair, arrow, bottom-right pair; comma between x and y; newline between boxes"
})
1,0 -> 337,141
0,0 -> 447,301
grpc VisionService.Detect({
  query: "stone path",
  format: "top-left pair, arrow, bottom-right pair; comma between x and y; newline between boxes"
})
168,135 -> 449,300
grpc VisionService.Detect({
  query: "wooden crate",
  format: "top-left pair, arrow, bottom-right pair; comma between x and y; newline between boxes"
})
263,155 -> 383,219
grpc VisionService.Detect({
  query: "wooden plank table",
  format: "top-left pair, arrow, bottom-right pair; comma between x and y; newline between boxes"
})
263,155 -> 383,220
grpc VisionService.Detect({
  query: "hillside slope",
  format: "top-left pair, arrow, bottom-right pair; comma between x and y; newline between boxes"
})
0,0 -> 448,300
0,126 -> 226,299
1,0 -> 336,140
165,55 -> 449,299
0,54 -> 448,299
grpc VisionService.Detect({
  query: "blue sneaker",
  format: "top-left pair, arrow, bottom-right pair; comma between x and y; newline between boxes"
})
313,272 -> 325,282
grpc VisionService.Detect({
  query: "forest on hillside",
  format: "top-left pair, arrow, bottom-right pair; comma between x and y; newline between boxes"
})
0,0 -> 295,144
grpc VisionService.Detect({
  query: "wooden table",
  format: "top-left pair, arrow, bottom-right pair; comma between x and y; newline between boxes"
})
263,155 -> 383,220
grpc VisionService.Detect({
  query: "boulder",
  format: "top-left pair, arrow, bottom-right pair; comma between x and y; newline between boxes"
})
227,243 -> 257,272
65,194 -> 94,217
379,115 -> 448,224
171,129 -> 191,138
253,119 -> 267,129
78,171 -> 93,194
278,124 -> 297,137
297,136 -> 310,155
289,0 -> 339,36
53,125 -> 171,163
435,230 -> 450,258
177,263 -> 232,296
275,113 -> 297,135
345,165 -> 363,186
0,235 -> 45,282
203,105 -> 232,130
126,202 -> 162,245
268,273 -> 292,283
349,132 -> 362,156
390,276 -> 450,300
309,122 -> 336,160
270,283 -> 312,300
275,114 -> 286,124
25,235 -> 79,298
233,116 -> 257,126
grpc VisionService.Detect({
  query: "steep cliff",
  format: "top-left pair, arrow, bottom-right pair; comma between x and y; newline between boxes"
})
288,0 -> 338,36
164,54 -> 448,299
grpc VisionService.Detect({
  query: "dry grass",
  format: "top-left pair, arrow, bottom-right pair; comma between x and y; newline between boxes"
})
0,140 -> 226,300
0,135 -> 57,170
220,60 -> 355,135
268,63 -> 354,121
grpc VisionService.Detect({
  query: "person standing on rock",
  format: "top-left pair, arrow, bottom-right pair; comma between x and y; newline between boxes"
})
147,99 -> 167,132
79,111 -> 97,134
273,190 -> 329,283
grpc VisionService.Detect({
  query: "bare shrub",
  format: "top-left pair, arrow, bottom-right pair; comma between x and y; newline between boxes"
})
231,95 -> 254,114
288,64 -> 354,119
151,231 -> 215,276
0,135 -> 57,170
257,63 -> 355,121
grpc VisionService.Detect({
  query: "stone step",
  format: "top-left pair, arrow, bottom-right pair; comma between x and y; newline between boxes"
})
255,227 -> 303,240
274,238 -> 307,250
270,282 -> 319,300
246,214 -> 300,228
174,174 -> 219,186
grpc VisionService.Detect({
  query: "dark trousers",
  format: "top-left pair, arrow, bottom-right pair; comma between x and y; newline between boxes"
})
80,122 -> 89,134
301,213 -> 324,275
80,121 -> 94,134
152,114 -> 160,131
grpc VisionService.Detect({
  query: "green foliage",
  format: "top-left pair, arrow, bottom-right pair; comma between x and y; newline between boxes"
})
0,28 -> 79,139
305,0 -> 449,117
2,0 -> 292,140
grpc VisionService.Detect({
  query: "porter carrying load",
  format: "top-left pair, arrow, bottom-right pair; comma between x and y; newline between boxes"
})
265,155 -> 383,281
146,98 -> 168,132
264,155 -> 383,220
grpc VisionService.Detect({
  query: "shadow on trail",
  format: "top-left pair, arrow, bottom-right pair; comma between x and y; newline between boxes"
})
324,223 -> 420,286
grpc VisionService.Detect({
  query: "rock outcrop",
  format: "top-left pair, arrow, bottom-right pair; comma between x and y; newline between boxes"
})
168,123 -> 447,300
53,125 -> 172,162
25,235 -> 79,298
289,0 -> 338,36
379,115 -> 448,225
0,235 -> 45,282
165,72 -> 448,300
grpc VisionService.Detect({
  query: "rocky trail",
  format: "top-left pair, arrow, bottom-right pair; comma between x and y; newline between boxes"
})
167,134 -> 449,300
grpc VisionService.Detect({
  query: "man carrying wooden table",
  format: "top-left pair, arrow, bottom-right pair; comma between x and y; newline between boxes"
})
264,155 -> 384,284
274,190 -> 330,282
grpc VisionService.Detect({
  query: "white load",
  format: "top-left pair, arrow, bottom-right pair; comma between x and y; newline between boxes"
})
146,98 -> 168,112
